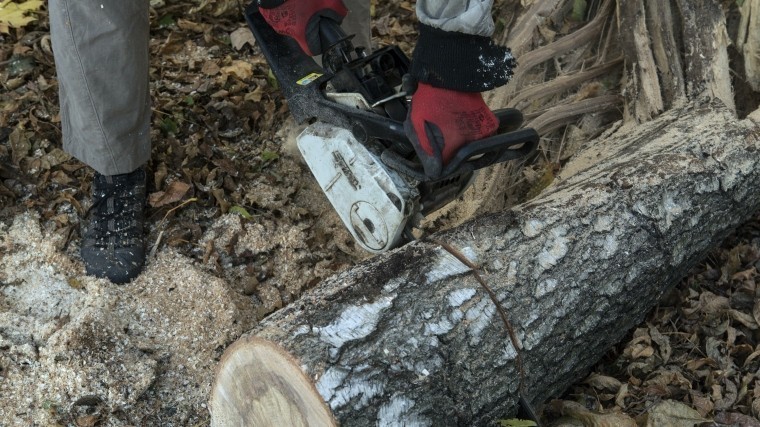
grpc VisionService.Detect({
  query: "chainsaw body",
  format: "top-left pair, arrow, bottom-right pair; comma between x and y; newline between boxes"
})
244,3 -> 538,253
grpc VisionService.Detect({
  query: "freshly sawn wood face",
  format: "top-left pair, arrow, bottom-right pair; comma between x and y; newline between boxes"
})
210,336 -> 336,427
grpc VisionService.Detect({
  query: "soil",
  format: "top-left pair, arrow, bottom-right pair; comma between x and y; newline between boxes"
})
1,1 -> 760,426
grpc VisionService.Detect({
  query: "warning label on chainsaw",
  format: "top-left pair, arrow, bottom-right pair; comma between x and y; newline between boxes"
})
297,73 -> 323,86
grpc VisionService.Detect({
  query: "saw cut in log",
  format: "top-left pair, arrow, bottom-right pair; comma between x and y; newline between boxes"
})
211,102 -> 760,425
210,337 -> 336,427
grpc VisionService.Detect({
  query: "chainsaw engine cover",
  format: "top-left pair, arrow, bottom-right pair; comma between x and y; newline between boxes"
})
297,123 -> 419,253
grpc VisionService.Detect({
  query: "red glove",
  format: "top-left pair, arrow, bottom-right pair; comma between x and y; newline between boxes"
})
405,82 -> 499,179
260,0 -> 348,56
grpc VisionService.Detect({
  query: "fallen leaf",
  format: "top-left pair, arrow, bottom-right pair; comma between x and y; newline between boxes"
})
614,383 -> 628,408
201,60 -> 220,76
221,60 -> 253,80
644,400 -> 708,427
230,26 -> 255,50
753,299 -> 760,327
713,411 -> 760,427
148,181 -> 191,207
50,169 -> 73,186
714,379 -> 738,411
75,414 -> 99,427
211,188 -> 230,213
700,291 -> 731,319
159,31 -> 184,55
177,18 -> 210,33
644,370 -> 691,391
632,345 -> 655,359
689,390 -> 713,418
650,326 -> 672,363
732,267 -> 756,281
0,0 -> 43,32
244,86 -> 264,103
189,0 -> 237,16
731,309 -> 758,329
585,373 -> 622,391
721,246 -> 744,281
552,400 -> 637,427
8,126 -> 30,166
744,349 -> 760,367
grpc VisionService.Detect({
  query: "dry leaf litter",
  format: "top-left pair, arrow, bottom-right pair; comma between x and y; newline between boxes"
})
1,1 -> 759,426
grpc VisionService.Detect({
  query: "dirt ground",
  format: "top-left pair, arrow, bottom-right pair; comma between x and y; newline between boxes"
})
1,1 -> 760,426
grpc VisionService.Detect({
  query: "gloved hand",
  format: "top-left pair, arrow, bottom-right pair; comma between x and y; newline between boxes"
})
405,82 -> 499,179
259,0 -> 348,56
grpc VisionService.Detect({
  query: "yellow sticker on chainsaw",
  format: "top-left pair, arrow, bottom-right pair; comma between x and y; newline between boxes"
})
297,72 -> 323,86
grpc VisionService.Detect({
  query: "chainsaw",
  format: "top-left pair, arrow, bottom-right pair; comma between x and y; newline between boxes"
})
244,3 -> 539,253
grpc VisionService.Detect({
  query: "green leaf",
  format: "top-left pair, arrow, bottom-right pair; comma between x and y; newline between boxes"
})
160,117 -> 179,135
229,205 -> 252,219
183,95 -> 195,106
571,0 -> 588,21
158,14 -> 175,28
266,69 -> 279,90
261,150 -> 279,162
499,419 -> 538,427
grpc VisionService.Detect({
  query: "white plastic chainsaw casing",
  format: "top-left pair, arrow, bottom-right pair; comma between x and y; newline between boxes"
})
297,122 -> 417,253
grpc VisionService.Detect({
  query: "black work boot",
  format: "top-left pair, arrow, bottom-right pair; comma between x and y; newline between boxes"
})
81,167 -> 147,284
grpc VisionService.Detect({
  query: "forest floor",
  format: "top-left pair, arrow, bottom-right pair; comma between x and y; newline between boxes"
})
1,1 -> 760,426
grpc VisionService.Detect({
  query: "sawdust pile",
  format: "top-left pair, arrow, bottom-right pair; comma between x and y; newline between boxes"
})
1,213 -> 241,425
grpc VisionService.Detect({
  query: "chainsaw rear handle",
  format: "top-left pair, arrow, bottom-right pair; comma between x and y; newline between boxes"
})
440,129 -> 539,177
439,109 -> 538,177
381,111 -> 538,182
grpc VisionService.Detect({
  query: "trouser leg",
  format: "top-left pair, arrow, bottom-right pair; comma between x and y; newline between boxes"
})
49,0 -> 151,176
342,0 -> 371,51
416,0 -> 494,36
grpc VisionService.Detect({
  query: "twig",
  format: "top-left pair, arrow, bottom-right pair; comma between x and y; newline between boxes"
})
432,239 -> 526,395
510,0 -> 613,85
508,58 -> 622,108
526,94 -> 623,136
149,197 -> 198,258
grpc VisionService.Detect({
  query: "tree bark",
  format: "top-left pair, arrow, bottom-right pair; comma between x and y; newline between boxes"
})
675,0 -> 735,112
211,103 -> 760,426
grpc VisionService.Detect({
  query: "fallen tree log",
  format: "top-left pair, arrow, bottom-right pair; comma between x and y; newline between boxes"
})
210,102 -> 760,425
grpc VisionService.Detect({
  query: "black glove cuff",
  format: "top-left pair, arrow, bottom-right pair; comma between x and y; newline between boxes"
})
258,0 -> 285,9
410,24 -> 516,93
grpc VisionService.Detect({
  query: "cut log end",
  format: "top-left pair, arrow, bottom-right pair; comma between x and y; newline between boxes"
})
210,336 -> 336,427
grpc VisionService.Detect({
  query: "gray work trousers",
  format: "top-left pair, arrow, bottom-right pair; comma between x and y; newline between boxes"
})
49,0 -> 493,175
49,0 -> 151,176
